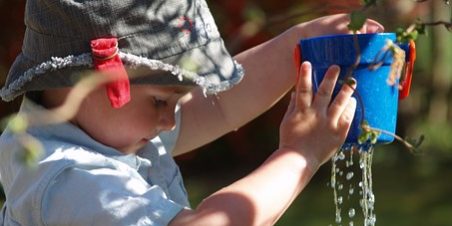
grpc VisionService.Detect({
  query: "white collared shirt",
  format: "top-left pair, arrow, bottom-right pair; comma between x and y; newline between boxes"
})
0,98 -> 189,226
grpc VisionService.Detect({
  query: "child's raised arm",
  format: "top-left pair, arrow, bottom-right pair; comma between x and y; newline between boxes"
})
169,62 -> 356,226
174,14 -> 381,155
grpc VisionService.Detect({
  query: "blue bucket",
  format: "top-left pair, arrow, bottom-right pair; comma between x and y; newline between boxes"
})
295,33 -> 415,146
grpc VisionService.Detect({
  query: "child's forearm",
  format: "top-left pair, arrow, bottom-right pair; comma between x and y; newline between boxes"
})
169,148 -> 318,226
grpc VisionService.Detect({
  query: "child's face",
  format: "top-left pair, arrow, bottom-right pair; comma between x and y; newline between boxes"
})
73,85 -> 191,154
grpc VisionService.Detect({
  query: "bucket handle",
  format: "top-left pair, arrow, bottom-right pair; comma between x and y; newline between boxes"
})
399,40 -> 416,100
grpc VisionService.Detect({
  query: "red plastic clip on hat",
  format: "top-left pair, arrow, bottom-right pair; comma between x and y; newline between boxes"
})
91,38 -> 131,108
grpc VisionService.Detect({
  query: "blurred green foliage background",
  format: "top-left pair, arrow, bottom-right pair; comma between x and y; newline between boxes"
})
1,0 -> 451,225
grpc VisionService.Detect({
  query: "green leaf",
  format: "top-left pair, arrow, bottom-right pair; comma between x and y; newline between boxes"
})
369,131 -> 381,144
244,4 -> 266,24
415,22 -> 426,35
363,0 -> 377,7
15,135 -> 44,168
348,11 -> 367,32
358,121 -> 381,144
358,130 -> 370,144
8,115 -> 28,133
396,27 -> 419,43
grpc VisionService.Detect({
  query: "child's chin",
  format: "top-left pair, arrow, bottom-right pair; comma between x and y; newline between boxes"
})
140,138 -> 151,143
119,139 -> 150,154
137,139 -> 151,150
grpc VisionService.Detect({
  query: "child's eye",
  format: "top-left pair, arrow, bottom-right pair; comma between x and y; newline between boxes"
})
152,96 -> 168,108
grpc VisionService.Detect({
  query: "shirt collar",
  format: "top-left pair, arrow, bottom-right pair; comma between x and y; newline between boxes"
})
17,98 -> 152,170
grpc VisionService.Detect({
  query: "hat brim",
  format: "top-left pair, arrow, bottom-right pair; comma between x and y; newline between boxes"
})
1,38 -> 244,102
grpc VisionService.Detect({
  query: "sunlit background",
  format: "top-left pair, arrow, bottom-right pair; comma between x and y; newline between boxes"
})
1,0 -> 451,225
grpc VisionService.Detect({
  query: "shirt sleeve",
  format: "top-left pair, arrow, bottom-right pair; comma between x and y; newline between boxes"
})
41,165 -> 184,226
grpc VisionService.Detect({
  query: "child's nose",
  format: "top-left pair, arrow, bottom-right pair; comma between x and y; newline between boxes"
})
157,105 -> 176,131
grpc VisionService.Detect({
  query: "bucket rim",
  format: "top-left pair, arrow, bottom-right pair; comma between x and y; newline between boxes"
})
299,32 -> 396,42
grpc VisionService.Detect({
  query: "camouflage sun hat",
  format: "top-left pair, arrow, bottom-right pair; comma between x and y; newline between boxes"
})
0,0 -> 244,107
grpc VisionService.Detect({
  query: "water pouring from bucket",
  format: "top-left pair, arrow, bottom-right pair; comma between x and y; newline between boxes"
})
294,33 -> 416,226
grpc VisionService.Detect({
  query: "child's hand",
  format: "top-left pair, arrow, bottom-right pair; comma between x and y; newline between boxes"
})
296,13 -> 384,39
303,14 -> 384,37
279,62 -> 356,168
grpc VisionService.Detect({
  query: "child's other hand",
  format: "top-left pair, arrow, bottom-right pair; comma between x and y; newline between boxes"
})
279,62 -> 356,169
294,13 -> 384,39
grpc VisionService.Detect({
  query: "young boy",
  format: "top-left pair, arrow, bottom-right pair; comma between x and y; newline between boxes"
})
0,0 -> 383,225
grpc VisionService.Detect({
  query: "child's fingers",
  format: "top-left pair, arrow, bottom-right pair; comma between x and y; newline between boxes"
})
328,78 -> 357,123
312,65 -> 340,111
364,19 -> 385,33
295,62 -> 313,110
337,97 -> 357,135
356,19 -> 384,34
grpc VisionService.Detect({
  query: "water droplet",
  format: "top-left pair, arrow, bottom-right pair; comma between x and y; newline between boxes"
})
338,196 -> 343,204
338,184 -> 343,190
335,212 -> 342,223
369,194 -> 375,203
338,152 -> 346,160
334,151 -> 346,161
348,208 -> 356,218
346,172 -> 354,180
349,188 -> 354,195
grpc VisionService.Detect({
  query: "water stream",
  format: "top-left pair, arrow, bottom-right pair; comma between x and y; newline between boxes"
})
330,145 -> 376,226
